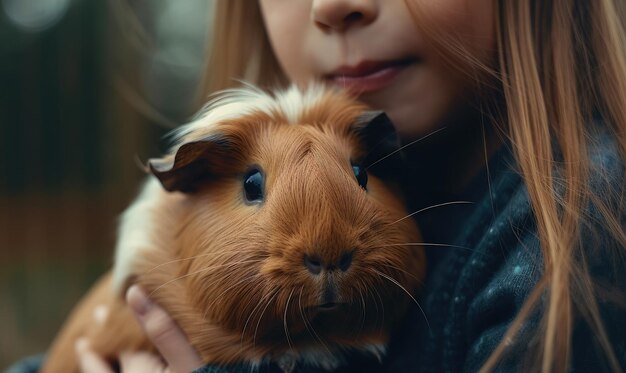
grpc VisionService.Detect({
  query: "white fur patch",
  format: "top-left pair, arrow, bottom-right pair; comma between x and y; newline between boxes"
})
173,83 -> 330,144
111,178 -> 165,294
273,83 -> 328,124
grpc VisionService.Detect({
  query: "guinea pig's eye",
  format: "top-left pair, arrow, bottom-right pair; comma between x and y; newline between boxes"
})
351,163 -> 368,190
243,168 -> 265,204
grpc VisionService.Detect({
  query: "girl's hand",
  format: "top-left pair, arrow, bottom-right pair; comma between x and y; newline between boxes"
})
75,285 -> 204,373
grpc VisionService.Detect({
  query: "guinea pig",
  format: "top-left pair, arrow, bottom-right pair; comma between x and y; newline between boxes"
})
41,84 -> 426,373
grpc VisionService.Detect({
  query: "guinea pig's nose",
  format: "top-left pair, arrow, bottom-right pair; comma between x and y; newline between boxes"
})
337,251 -> 353,272
304,252 -> 353,274
304,255 -> 323,275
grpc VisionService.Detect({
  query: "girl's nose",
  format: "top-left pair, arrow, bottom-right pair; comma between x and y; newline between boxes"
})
311,0 -> 378,32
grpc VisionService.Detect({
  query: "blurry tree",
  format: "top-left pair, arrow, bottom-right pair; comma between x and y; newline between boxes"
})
0,0 -> 212,368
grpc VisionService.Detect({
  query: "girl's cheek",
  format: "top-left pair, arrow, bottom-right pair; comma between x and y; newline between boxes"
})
259,0 -> 316,84
414,0 -> 496,59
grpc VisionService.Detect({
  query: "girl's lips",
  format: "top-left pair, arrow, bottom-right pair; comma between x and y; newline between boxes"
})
325,58 -> 415,94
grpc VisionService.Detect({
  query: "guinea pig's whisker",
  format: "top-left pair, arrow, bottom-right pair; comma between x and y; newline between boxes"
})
149,259 -> 261,297
297,288 -> 312,339
284,289 -> 295,351
253,290 -> 279,350
377,262 -> 424,285
357,287 -> 367,336
201,272 -> 258,323
371,269 -> 431,334
204,271 -> 262,314
241,289 -> 276,347
365,127 -> 448,170
146,253 -> 220,273
390,201 -> 474,225
161,259 -> 259,283
298,287 -> 331,355
378,242 -> 473,252
370,286 -> 386,333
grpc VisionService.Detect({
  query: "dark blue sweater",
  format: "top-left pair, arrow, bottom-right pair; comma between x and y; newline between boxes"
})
379,127 -> 626,373
8,128 -> 625,373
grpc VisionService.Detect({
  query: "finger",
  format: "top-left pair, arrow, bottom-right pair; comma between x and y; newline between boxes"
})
126,285 -> 204,373
119,350 -> 167,373
75,338 -> 114,373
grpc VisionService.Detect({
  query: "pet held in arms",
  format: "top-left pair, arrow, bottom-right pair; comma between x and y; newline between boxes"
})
42,84 -> 426,373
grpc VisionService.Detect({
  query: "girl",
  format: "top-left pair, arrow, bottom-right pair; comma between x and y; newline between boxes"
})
71,0 -> 626,372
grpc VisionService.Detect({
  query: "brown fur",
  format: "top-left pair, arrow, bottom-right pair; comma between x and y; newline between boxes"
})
42,87 -> 425,372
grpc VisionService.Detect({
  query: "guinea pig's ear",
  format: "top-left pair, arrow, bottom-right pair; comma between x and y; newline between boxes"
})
352,111 -> 404,179
148,135 -> 235,193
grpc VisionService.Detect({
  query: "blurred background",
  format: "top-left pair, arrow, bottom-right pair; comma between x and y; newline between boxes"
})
0,0 -> 213,368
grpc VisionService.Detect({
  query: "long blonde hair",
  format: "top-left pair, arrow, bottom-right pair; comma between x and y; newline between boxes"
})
198,1 -> 285,97
482,1 -> 626,371
200,1 -> 626,371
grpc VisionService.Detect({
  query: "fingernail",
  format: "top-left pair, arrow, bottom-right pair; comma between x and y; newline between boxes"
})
126,285 -> 152,316
93,304 -> 109,325
75,337 -> 89,353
